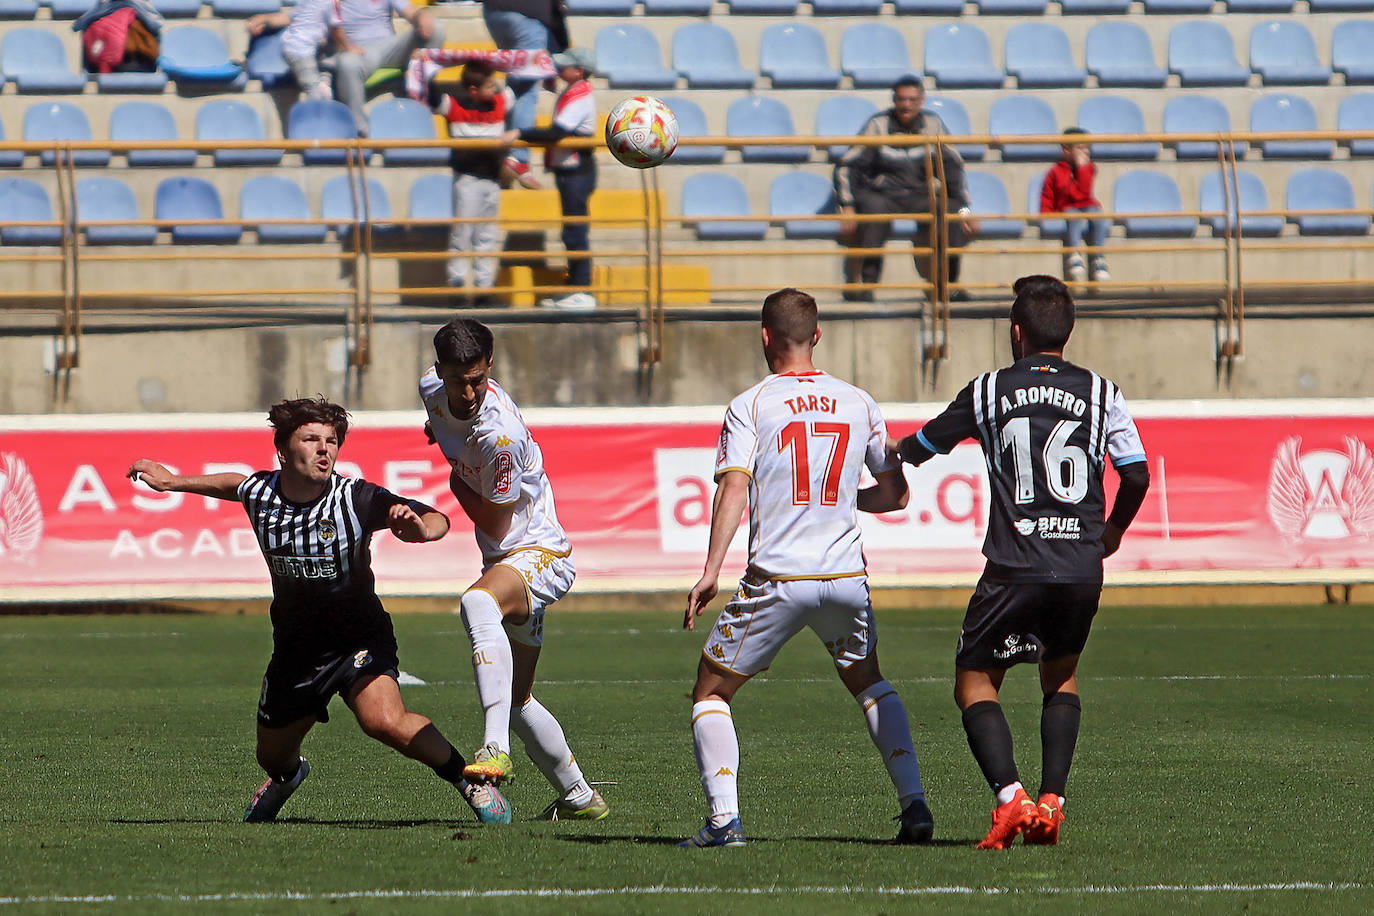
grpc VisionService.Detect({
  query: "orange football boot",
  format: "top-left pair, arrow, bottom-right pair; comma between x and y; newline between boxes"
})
975,787 -> 1039,850
1022,793 -> 1065,846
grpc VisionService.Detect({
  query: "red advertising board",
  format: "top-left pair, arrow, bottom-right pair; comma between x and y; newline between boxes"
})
3,401 -> 1374,599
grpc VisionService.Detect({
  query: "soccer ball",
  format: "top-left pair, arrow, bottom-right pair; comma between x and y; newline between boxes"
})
604,96 -> 679,169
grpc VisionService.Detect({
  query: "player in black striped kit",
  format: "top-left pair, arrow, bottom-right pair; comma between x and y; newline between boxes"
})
893,276 -> 1150,849
127,397 -> 510,825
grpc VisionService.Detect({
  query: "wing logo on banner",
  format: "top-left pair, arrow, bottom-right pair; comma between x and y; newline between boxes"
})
1267,436 -> 1374,541
0,453 -> 44,561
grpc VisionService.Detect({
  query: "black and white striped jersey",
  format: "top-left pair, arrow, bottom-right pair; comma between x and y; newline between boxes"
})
236,471 -> 429,657
907,355 -> 1147,583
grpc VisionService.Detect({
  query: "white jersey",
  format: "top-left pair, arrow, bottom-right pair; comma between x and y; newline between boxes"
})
420,368 -> 571,564
715,370 -> 898,580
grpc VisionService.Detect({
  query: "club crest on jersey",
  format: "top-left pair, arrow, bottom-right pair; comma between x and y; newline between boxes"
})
352,649 -> 372,669
493,451 -> 514,496
1267,436 -> 1374,541
317,520 -> 337,543
0,452 -> 44,561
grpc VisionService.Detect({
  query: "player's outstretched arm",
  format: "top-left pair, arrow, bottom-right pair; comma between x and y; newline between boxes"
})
386,503 -> 449,543
1103,461 -> 1150,557
448,468 -> 516,539
127,460 -> 246,502
685,471 -> 749,630
859,468 -> 909,515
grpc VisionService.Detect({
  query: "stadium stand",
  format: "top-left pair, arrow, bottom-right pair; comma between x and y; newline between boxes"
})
768,170 -> 839,239
1085,22 -> 1168,88
595,24 -> 676,89
923,23 -> 1004,89
658,95 -> 726,164
1286,169 -> 1371,235
988,95 -> 1060,161
1198,170 -> 1285,238
1112,170 -> 1197,238
759,23 -> 841,89
1249,20 -> 1332,86
1005,23 -> 1086,89
671,22 -> 755,90
110,101 -> 199,167
681,172 -> 768,241
0,177 -> 63,245
726,96 -> 810,163
241,174 -> 326,244
840,23 -> 915,89
1076,96 -> 1160,160
76,176 -> 158,245
155,176 -> 243,244
2,28 -> 86,93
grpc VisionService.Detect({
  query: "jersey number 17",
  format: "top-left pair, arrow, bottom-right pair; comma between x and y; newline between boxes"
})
779,421 -> 851,506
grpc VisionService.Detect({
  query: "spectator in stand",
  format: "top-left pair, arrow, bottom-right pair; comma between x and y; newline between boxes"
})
1039,128 -> 1110,286
247,0 -> 336,101
327,0 -> 445,135
73,0 -> 162,75
483,0 -> 570,183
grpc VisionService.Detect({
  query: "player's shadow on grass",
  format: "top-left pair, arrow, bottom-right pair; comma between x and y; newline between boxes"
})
560,834 -> 726,846
110,817 -> 466,830
797,835 -> 971,848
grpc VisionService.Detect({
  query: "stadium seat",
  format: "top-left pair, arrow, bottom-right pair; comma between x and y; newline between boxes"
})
1251,94 -> 1333,159
152,0 -> 204,16
1285,169 -> 1370,235
1331,21 -> 1374,85
46,0 -> 96,17
288,99 -> 367,165
158,26 -> 247,88
892,0 -> 962,10
24,102 -> 111,167
1198,171 -> 1284,238
815,95 -> 879,162
1005,23 -> 1085,88
368,99 -> 446,166
1142,0 -> 1213,12
988,96 -> 1059,162
725,0 -> 798,12
565,0 -> 635,13
925,95 -> 985,162
923,24 -> 1004,89
727,97 -> 811,163
658,96 -> 725,164
241,175 -> 326,244
76,177 -> 158,245
644,0 -> 710,11
672,23 -> 754,90
321,175 -> 397,238
1086,23 -> 1167,88
247,29 -> 295,89
212,0 -> 281,15
0,178 -> 63,245
1060,0 -> 1131,12
760,24 -> 841,89
840,23 -> 916,89
197,99 -> 282,167
0,0 -> 40,18
110,101 -> 197,167
769,171 -> 839,240
95,68 -> 169,94
1076,96 -> 1159,160
1168,22 -> 1251,87
681,173 -> 768,241
812,0 -> 882,14
1027,173 -> 1066,240
1112,171 -> 1197,238
154,176 -> 243,245
407,172 -> 452,240
1163,95 -> 1246,160
1,29 -> 86,93
0,117 -> 24,168
976,0 -> 1046,13
1310,0 -> 1374,9
964,171 -> 1022,239
1249,21 -> 1332,86
1337,94 -> 1374,157
1226,0 -> 1293,10
595,25 -> 676,90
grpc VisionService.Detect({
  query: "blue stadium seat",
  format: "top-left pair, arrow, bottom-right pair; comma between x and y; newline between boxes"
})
158,25 -> 247,88
76,177 -> 157,245
110,101 -> 198,167
1112,171 -> 1196,238
155,176 -> 242,244
1005,23 -> 1085,88
1249,21 -> 1332,86
1310,0 -> 1374,9
152,0 -> 203,16
925,95 -> 985,162
965,171 -> 1022,239
1198,171 -> 1284,238
724,0 -> 797,11
1168,22 -> 1251,87
565,0 -> 635,12
840,23 -> 916,89
197,99 -> 283,167
0,116 -> 24,168
1337,94 -> 1374,157
1060,0 -> 1131,12
1163,95 -> 1246,159
812,0 -> 882,14
595,25 -> 676,90
681,173 -> 768,241
0,178 -> 63,245
976,0 -> 1046,12
212,0 -> 281,15
988,96 -> 1059,162
1286,169 -> 1370,236
247,29 -> 295,89
1332,21 -> 1374,85
658,96 -> 725,164
644,0 -> 711,13
1226,0 -> 1292,10
672,23 -> 754,90
726,97 -> 810,163
892,0 -> 962,10
241,175 -> 325,244
46,0 -> 96,17
288,99 -> 367,165
1086,23 -> 1167,88
368,99 -> 445,166
923,24 -> 1003,89
321,175 -> 396,238
407,173 -> 452,240
769,171 -> 839,240
1143,0 -> 1213,12
0,0 -> 38,17
760,24 -> 840,89
1076,96 -> 1159,160
1251,94 -> 1333,159
24,102 -> 111,167
1027,173 -> 1066,239
96,68 -> 169,93
815,94 -> 879,162
1,29 -> 85,93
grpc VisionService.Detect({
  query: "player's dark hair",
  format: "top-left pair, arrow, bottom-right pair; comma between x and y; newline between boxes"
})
267,397 -> 350,451
460,60 -> 495,90
762,287 -> 818,347
434,317 -> 495,367
892,74 -> 925,95
1010,274 -> 1075,351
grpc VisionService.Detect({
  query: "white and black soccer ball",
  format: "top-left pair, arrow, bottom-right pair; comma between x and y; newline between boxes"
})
604,96 -> 679,169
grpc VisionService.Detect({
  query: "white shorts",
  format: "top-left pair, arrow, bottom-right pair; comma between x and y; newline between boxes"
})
488,547 -> 575,648
701,574 -> 876,676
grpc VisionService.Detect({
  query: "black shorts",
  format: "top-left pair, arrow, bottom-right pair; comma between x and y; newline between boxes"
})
257,644 -> 400,728
955,577 -> 1102,671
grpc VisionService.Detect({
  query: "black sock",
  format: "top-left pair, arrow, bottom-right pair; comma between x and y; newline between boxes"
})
433,744 -> 468,786
272,760 -> 301,783
1039,691 -> 1082,799
961,700 -> 1019,794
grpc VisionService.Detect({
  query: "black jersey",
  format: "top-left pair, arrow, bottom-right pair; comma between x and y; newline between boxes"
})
237,471 -> 430,657
907,355 -> 1146,583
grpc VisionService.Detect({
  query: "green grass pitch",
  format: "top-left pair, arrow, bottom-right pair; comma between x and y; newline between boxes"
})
2,603 -> 1371,914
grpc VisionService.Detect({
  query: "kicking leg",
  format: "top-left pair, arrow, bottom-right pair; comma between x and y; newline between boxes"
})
680,657 -> 748,847
245,716 -> 315,822
457,564 -> 529,782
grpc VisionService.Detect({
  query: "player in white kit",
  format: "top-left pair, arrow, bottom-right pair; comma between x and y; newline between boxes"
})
421,317 -> 607,821
680,288 -> 934,847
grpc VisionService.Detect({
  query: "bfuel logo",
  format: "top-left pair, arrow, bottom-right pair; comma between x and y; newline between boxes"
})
0,453 -> 44,561
1266,436 -> 1374,541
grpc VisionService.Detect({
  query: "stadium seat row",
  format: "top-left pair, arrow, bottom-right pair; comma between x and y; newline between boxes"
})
0,0 -> 284,18
567,0 -> 1372,15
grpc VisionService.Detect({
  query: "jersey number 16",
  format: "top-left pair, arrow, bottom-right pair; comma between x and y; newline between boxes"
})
1000,417 -> 1089,505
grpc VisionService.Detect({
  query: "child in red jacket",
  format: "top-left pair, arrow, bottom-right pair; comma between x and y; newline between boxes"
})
1039,128 -> 1110,286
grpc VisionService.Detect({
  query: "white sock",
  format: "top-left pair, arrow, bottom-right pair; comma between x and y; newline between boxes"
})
855,680 -> 925,808
996,781 -> 1025,806
691,699 -> 739,828
513,695 -> 593,806
459,588 -> 513,753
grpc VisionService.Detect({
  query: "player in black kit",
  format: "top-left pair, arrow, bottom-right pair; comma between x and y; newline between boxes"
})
893,276 -> 1150,850
127,397 -> 511,825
